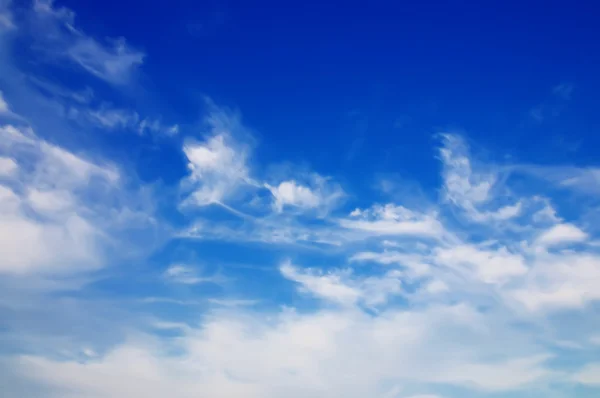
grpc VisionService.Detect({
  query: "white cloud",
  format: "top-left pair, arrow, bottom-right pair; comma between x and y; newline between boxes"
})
531,199 -> 561,224
280,261 -> 403,307
535,223 -> 587,247
517,165 -> 600,196
82,105 -> 178,136
27,76 -> 94,104
0,5 -> 598,394
340,204 -> 444,238
350,251 -> 431,278
183,133 -> 251,206
32,0 -> 144,85
0,0 -> 14,32
26,189 -> 74,214
0,91 -> 9,113
439,134 -> 521,222
266,175 -> 343,214
0,124 -> 120,275
573,363 -> 600,386
0,185 -> 101,275
590,335 -> 600,346
509,252 -> 600,312
0,156 -> 17,176
88,106 -> 139,130
424,280 -> 449,294
7,303 -> 554,397
67,37 -> 145,85
268,180 -> 321,211
280,261 -> 362,305
434,244 -> 527,285
429,354 -> 554,391
164,264 -> 219,285
439,134 -> 494,206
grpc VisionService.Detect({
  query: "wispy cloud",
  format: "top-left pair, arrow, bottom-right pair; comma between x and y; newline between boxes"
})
529,82 -> 574,123
163,264 -> 223,285
32,0 -> 145,85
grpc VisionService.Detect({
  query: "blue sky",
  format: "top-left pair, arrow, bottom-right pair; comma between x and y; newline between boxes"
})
1,0 -> 600,397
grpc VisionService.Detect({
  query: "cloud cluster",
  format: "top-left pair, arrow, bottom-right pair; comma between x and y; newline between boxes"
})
1,1 -> 600,398
0,123 -> 117,275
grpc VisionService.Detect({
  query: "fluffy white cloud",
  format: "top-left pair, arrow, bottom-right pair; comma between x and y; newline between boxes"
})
509,252 -> 600,312
0,124 -> 120,275
268,180 -> 320,210
266,175 -> 343,214
534,223 -> 588,247
183,133 -> 251,206
6,303 -> 554,398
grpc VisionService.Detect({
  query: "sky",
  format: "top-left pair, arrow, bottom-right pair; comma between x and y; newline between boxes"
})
1,0 -> 600,397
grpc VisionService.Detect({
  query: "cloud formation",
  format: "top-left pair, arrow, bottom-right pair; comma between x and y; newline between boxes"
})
0,2 -> 599,398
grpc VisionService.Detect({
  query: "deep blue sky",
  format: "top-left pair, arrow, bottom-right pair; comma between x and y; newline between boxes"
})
60,0 -> 600,174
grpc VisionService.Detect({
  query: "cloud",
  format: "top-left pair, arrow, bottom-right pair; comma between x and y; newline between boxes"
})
31,0 -> 145,85
0,123 -> 121,275
509,252 -> 600,312
573,363 -> 600,386
0,92 -> 161,279
1,2 -> 600,397
183,133 -> 251,206
0,0 -> 14,32
515,165 -> 600,196
340,204 -> 444,238
281,261 -> 403,307
280,261 -> 362,305
27,76 -> 95,104
439,134 -> 521,222
6,303 -> 555,398
529,82 -> 573,123
67,37 -> 145,85
85,105 -> 178,135
534,223 -> 587,247
434,244 -> 527,285
268,181 -> 321,211
350,251 -> 432,279
0,90 -> 9,112
164,264 -> 221,285
0,156 -> 17,176
552,83 -> 574,100
266,175 -> 344,214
